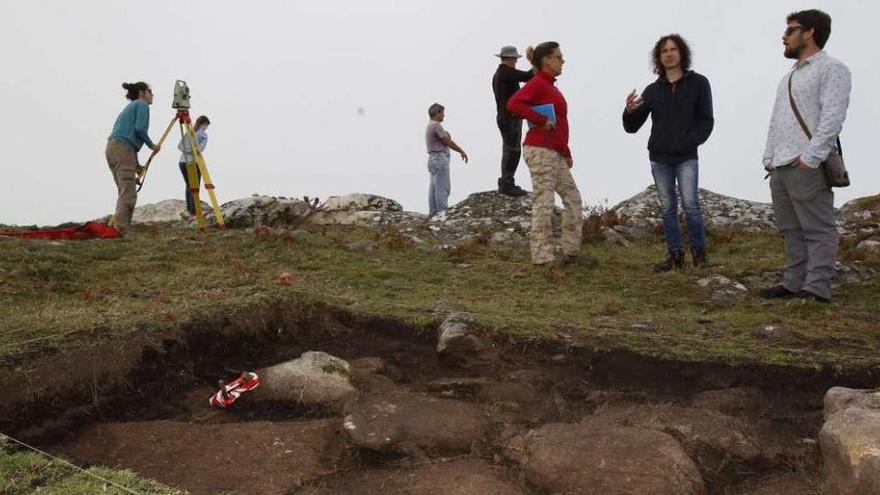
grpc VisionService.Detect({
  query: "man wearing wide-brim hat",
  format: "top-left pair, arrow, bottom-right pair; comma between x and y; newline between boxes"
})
492,45 -> 533,197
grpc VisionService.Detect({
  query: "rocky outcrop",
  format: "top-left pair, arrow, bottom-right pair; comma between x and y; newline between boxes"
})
840,194 -> 880,223
819,387 -> 880,494
307,193 -> 424,227
612,185 -> 776,234
206,195 -> 313,228
131,199 -> 193,224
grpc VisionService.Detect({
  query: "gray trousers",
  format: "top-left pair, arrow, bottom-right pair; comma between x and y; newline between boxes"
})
769,166 -> 837,299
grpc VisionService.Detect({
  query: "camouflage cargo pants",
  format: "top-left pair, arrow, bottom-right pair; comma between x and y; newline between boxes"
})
523,145 -> 583,264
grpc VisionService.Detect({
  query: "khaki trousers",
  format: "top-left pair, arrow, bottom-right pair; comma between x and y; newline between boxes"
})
105,139 -> 138,231
523,145 -> 583,264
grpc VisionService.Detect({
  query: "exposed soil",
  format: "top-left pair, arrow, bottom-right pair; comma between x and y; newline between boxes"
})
2,302 -> 875,494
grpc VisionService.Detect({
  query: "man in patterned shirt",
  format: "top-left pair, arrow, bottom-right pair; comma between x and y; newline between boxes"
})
760,9 -> 851,303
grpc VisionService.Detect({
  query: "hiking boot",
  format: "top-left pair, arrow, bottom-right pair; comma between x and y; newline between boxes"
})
757,285 -> 796,299
691,246 -> 709,268
499,185 -> 528,197
653,249 -> 685,272
794,290 -> 831,304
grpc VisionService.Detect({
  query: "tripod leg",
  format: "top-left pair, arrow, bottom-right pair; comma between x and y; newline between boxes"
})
182,122 -> 207,230
185,126 -> 225,228
136,115 -> 177,191
194,154 -> 225,228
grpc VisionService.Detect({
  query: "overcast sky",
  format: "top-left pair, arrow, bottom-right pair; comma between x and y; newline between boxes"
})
0,0 -> 876,226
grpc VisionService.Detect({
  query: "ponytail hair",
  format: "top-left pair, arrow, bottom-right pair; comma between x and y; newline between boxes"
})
195,115 -> 211,130
525,41 -> 560,71
122,81 -> 150,101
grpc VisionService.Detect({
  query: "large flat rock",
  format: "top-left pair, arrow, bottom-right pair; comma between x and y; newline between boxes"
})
505,421 -> 706,494
343,390 -> 487,455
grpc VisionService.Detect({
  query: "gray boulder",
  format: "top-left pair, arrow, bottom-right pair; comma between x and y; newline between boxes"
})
505,421 -> 705,494
207,195 -> 313,228
436,312 -> 484,356
322,193 -> 403,212
840,194 -> 880,223
130,199 -> 193,224
820,387 -> 880,494
343,390 -> 487,455
697,275 -> 748,304
612,185 -> 776,235
307,193 -> 424,227
857,239 -> 880,253
256,351 -> 354,408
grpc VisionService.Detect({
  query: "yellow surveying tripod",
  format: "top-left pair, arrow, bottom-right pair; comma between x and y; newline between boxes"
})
136,80 -> 225,230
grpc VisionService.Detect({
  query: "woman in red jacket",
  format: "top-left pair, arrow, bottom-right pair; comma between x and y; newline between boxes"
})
507,42 -> 583,266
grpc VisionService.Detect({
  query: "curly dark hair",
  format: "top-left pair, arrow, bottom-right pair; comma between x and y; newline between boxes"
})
651,34 -> 691,76
787,9 -> 832,49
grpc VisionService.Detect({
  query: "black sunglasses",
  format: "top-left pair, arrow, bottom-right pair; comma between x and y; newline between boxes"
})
784,26 -> 805,37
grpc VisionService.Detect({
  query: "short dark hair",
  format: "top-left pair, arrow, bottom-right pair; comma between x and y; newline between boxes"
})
121,81 -> 150,101
652,34 -> 691,75
195,115 -> 211,129
787,9 -> 832,49
525,41 -> 560,71
428,103 -> 444,118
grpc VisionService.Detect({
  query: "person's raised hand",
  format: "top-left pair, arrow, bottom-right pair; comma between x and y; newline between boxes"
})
625,89 -> 644,114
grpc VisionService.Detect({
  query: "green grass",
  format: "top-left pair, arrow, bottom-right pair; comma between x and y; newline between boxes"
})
1,223 -> 879,370
0,444 -> 185,494
1,222 -> 879,492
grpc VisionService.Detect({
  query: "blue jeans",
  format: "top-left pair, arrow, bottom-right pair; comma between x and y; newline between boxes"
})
179,162 -> 201,214
650,159 -> 705,251
427,152 -> 451,216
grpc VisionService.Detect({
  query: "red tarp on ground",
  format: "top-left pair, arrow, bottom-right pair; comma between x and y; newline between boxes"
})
0,222 -> 123,240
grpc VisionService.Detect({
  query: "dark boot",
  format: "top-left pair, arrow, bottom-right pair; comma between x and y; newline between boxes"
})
691,246 -> 709,268
653,249 -> 685,272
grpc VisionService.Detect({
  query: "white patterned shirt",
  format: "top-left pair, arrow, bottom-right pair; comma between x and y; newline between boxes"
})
762,51 -> 851,169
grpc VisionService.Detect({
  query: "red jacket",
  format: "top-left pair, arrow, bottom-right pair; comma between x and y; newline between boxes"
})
507,70 -> 571,158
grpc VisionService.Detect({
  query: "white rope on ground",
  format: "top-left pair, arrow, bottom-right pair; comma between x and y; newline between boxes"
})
0,432 -> 146,495
2,281 -> 879,366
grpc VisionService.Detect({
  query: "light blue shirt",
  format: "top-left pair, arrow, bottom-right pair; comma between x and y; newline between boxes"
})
178,128 -> 208,163
763,51 -> 851,169
108,99 -> 154,151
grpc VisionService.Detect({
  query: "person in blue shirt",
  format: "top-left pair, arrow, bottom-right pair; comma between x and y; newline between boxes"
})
106,81 -> 160,232
177,115 -> 210,217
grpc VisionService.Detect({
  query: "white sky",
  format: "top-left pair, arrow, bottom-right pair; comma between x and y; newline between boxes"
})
0,0 -> 876,225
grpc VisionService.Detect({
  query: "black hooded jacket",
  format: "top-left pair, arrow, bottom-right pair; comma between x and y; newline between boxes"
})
623,70 -> 714,164
493,64 -> 533,123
